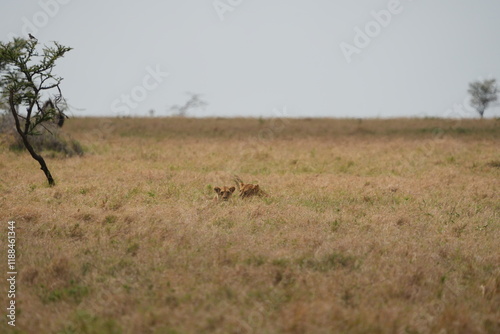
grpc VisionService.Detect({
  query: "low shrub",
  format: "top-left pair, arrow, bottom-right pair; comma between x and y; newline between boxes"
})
0,112 -> 84,157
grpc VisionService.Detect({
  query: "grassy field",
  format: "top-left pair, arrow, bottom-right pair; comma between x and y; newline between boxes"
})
0,117 -> 499,334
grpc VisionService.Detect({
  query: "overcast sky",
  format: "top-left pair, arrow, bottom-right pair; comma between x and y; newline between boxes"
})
2,0 -> 500,118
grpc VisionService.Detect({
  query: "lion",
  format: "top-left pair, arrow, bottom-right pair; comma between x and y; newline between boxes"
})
214,186 -> 236,202
233,175 -> 267,199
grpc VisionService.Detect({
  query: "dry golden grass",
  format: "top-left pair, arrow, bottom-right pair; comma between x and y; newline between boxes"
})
0,117 -> 499,334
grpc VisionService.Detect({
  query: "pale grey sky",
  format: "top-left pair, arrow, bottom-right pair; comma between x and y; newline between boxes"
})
2,0 -> 500,118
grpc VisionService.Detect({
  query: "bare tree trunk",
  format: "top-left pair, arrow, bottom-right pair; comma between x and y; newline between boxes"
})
8,91 -> 55,186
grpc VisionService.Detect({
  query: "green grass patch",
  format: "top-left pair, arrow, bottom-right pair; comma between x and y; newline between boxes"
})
244,255 -> 267,267
300,195 -> 340,213
213,217 -> 235,230
297,252 -> 359,272
57,310 -> 122,334
40,280 -> 89,304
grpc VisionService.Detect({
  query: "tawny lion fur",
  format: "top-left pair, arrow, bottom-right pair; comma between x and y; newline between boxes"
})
213,186 -> 236,202
233,175 -> 267,199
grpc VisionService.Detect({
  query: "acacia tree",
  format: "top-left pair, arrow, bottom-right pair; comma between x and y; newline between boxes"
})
468,79 -> 498,118
169,92 -> 208,117
0,38 -> 72,186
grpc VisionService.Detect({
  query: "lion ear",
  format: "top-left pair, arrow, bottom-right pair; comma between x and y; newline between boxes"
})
229,186 -> 236,193
214,187 -> 221,194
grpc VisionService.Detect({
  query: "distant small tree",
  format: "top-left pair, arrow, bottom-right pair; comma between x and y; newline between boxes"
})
169,92 -> 208,117
468,79 -> 498,118
0,38 -> 72,186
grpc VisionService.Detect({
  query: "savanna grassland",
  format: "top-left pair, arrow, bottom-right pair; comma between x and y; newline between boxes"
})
0,117 -> 499,334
